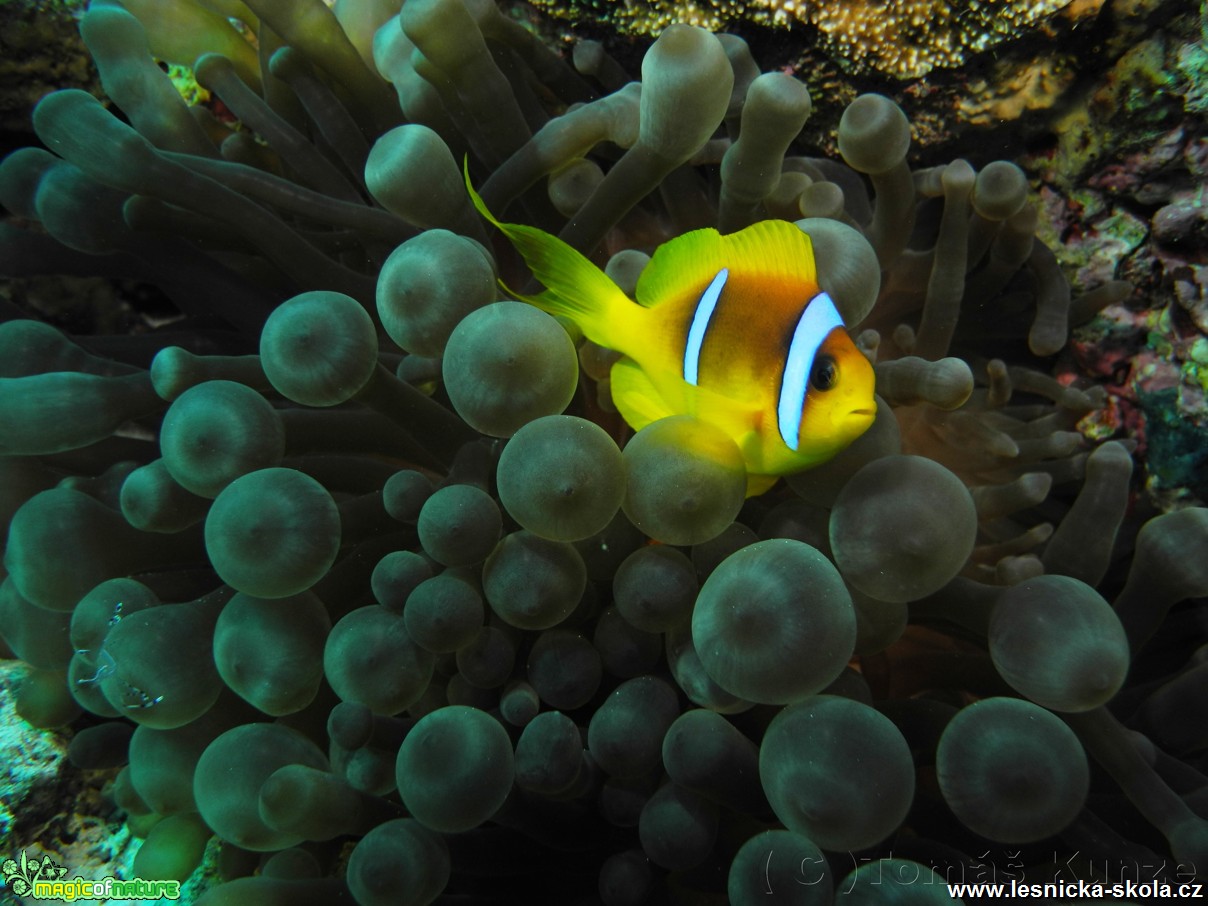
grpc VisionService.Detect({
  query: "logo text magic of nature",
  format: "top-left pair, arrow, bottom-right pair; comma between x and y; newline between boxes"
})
3,850 -> 181,901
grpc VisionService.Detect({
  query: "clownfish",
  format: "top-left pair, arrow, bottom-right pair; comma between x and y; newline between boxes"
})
466,174 -> 876,496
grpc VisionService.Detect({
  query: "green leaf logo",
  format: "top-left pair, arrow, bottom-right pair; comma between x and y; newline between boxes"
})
2,849 -> 68,895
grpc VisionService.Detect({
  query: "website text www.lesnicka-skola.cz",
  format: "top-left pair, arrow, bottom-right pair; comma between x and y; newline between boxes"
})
945,879 -> 1205,899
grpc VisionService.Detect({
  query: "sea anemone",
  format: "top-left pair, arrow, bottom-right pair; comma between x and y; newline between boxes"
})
1,1 -> 1206,904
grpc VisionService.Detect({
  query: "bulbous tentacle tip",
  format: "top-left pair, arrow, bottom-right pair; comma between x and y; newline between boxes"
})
4,3 -> 1202,900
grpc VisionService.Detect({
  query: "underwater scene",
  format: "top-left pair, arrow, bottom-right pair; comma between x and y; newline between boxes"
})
1,0 -> 1207,903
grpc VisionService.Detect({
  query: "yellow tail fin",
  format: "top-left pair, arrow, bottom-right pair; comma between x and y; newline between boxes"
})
464,161 -> 639,353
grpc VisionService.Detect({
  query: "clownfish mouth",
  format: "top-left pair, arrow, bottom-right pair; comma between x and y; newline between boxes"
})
850,407 -> 876,417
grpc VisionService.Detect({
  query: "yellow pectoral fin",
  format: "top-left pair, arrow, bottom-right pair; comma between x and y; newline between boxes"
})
611,358 -> 779,496
609,357 -> 679,431
610,358 -> 758,433
744,473 -> 781,497
676,382 -> 791,481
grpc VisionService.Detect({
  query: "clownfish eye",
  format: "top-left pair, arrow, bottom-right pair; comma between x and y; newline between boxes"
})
811,356 -> 838,391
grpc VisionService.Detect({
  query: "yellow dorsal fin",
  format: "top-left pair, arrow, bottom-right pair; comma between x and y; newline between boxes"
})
465,161 -> 638,352
635,219 -> 818,308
